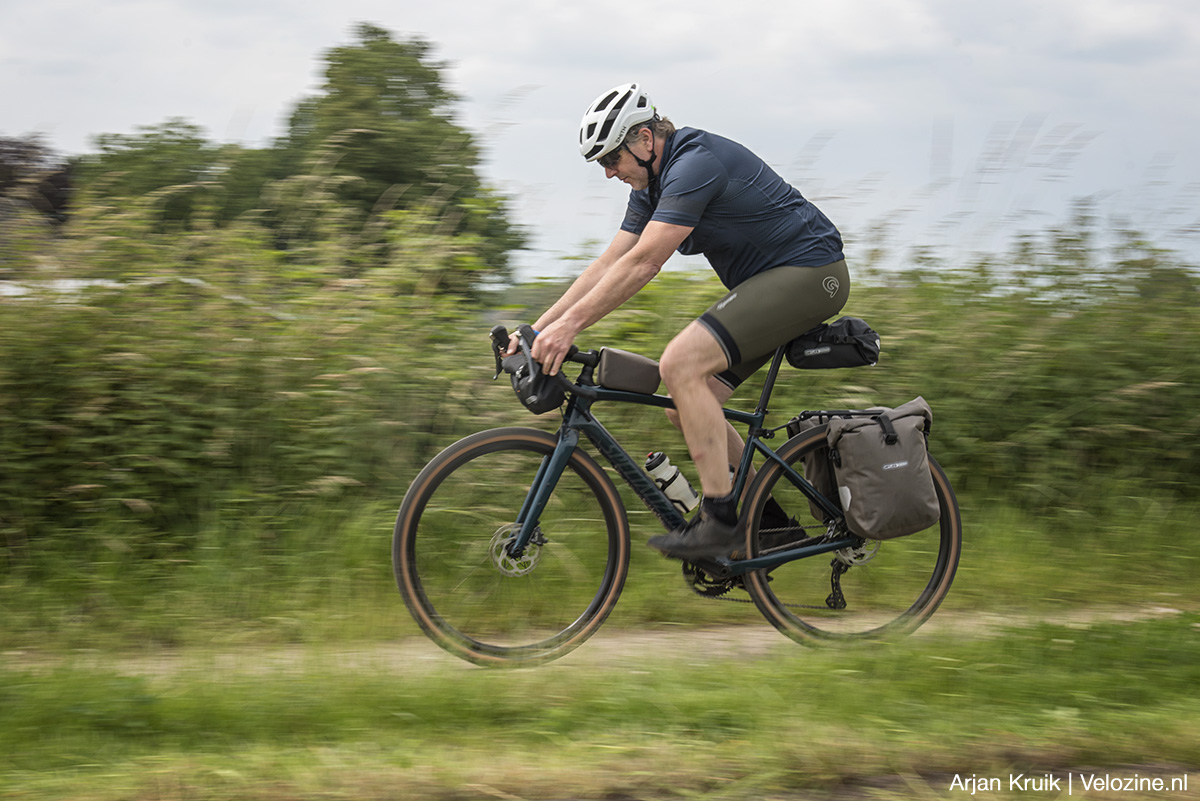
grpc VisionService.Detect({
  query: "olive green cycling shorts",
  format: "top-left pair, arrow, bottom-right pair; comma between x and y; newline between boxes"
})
698,260 -> 850,389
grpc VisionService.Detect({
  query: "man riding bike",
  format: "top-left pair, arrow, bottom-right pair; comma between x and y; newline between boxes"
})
509,82 -> 849,562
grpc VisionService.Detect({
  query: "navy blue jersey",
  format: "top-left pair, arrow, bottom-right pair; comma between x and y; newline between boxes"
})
620,127 -> 843,288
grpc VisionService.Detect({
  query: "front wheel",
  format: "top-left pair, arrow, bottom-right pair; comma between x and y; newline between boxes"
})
741,425 -> 961,643
393,427 -> 630,666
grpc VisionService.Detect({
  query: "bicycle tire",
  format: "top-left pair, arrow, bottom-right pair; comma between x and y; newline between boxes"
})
741,424 -> 961,643
393,427 -> 630,666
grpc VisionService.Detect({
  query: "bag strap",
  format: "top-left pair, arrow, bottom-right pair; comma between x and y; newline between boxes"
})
875,414 -> 900,445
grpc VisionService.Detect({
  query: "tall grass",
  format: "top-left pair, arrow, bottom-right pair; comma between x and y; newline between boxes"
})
2,189 -> 1199,650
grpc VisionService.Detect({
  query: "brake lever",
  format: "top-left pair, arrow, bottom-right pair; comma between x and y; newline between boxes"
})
489,324 -> 509,379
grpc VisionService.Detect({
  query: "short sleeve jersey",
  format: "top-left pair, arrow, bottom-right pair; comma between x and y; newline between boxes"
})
620,128 -> 844,289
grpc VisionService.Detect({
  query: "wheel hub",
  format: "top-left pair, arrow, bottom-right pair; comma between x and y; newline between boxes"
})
835,539 -> 880,566
489,525 -> 542,577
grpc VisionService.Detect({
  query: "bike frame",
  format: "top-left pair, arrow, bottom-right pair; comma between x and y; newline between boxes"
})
507,346 -> 859,578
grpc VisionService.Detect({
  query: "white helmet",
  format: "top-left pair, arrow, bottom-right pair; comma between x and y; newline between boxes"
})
578,83 -> 656,162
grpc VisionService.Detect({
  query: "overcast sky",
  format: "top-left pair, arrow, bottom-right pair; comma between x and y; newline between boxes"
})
4,0 -> 1198,277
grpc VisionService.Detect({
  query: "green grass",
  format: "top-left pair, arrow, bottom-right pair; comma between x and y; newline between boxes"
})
3,489 -> 1199,653
3,614 -> 1198,800
3,491 -> 1199,798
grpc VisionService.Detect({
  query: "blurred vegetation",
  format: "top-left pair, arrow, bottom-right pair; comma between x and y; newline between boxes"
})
2,24 -> 1199,652
4,25 -> 1198,801
2,178 -> 1198,647
5,23 -> 523,283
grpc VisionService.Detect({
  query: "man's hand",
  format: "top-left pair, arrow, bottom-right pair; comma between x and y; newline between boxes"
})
530,318 -> 579,376
503,332 -> 521,358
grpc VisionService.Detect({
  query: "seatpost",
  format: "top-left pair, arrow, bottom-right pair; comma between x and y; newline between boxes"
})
751,346 -> 789,420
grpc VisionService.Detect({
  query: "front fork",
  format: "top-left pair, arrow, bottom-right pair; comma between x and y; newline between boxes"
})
507,428 -> 580,558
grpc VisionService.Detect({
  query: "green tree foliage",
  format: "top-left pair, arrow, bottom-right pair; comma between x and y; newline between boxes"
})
74,121 -> 214,204
71,121 -> 286,229
278,24 -> 470,208
68,23 -> 523,288
274,23 -> 522,278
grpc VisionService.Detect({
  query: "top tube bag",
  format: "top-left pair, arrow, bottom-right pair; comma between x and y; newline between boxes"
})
825,397 -> 940,540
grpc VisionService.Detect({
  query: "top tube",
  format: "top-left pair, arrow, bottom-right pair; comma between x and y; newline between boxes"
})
490,323 -> 787,426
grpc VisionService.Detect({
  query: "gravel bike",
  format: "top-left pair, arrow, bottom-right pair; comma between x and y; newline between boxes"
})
393,325 -> 961,666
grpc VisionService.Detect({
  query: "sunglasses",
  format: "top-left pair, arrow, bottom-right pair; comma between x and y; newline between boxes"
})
597,146 -> 625,170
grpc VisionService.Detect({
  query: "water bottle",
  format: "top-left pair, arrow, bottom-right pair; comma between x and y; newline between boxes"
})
644,451 -> 700,514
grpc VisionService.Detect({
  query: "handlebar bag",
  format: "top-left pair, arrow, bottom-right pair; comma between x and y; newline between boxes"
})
501,325 -> 567,415
502,352 -> 566,414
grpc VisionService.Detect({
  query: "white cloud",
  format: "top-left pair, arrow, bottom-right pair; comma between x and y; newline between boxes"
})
3,0 -> 1198,271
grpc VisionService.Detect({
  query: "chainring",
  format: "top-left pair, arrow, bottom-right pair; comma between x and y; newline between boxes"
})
681,561 -> 740,599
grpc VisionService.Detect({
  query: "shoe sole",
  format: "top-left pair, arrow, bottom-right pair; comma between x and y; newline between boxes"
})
647,535 -> 739,562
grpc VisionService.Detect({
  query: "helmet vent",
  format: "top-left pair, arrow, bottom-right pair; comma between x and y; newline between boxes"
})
578,83 -> 655,162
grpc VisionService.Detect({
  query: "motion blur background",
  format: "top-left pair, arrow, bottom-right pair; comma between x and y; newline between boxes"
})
4,0 -> 1199,276
2,3 -> 1198,799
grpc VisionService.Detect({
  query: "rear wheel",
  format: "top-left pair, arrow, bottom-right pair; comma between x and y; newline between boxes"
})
393,427 -> 630,666
742,425 -> 961,643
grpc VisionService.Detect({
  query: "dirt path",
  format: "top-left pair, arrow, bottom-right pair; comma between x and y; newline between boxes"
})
6,603 -> 1189,679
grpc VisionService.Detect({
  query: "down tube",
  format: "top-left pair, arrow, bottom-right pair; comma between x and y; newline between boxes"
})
571,411 -> 687,531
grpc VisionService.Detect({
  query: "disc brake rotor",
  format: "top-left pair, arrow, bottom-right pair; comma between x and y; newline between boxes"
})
835,539 -> 880,566
489,524 -> 542,577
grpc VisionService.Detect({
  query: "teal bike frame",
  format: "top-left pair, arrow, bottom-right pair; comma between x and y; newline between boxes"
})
504,343 -> 858,579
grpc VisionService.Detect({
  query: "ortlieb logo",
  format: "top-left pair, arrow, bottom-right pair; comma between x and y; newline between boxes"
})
882,461 -> 910,470
803,345 -> 832,357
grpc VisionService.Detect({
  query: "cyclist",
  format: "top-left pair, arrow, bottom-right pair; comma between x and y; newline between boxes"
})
512,82 -> 849,561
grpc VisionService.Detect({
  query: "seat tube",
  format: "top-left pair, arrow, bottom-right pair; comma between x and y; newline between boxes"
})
512,429 -> 580,552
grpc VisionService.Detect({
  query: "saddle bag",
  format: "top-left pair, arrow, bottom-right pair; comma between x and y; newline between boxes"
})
825,397 -> 940,540
786,316 -> 880,370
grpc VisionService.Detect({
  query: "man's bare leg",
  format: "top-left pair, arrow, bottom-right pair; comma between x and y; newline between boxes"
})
657,322 -> 735,497
648,322 -> 748,560
665,377 -> 756,497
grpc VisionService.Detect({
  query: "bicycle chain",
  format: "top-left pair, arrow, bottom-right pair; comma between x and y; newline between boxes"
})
682,527 -> 851,611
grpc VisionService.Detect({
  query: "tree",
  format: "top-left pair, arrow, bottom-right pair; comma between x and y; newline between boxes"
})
71,120 -> 224,227
0,134 -> 70,222
275,23 -> 524,280
50,24 -> 524,289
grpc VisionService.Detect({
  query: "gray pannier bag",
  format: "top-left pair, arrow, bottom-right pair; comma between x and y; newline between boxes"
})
784,414 -> 839,523
825,397 -> 940,540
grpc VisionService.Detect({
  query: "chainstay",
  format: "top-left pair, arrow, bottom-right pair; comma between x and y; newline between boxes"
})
684,526 -> 851,610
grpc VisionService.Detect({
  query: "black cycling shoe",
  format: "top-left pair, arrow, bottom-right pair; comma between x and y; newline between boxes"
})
648,510 -> 742,561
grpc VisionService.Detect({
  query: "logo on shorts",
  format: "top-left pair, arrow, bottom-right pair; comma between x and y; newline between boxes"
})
822,277 -> 841,298
716,292 -> 738,311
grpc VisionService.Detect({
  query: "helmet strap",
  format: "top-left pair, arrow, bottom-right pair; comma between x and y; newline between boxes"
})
630,127 -> 659,195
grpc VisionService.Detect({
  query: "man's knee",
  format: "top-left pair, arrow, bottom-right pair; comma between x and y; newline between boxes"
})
657,339 -> 687,385
660,325 -> 724,390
